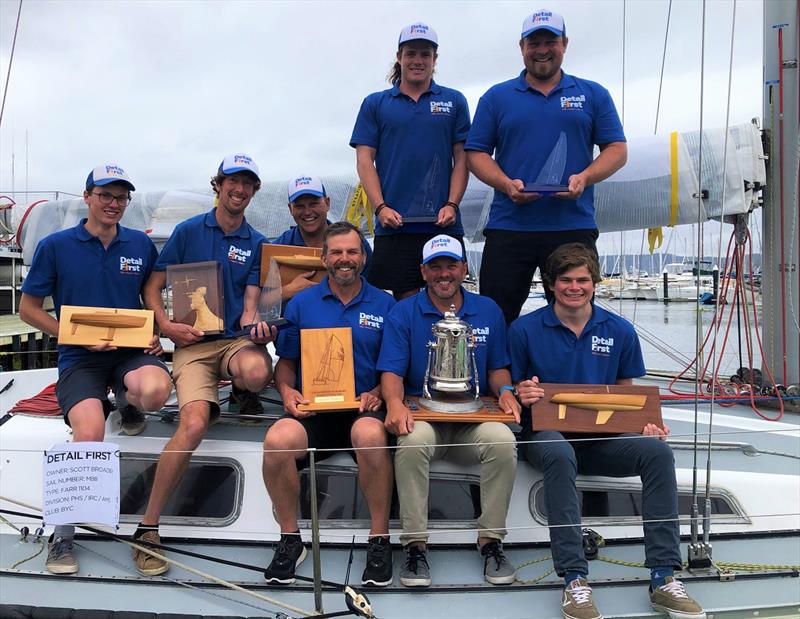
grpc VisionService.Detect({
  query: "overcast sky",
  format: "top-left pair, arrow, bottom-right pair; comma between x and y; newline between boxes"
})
0,0 -> 766,255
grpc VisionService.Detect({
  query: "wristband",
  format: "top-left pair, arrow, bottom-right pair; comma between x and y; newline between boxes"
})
375,202 -> 388,215
443,201 -> 459,211
499,385 -> 517,397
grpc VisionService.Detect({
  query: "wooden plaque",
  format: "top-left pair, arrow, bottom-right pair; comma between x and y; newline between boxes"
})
58,306 -> 154,348
166,261 -> 224,335
532,384 -> 662,433
261,243 -> 326,287
406,395 -> 517,424
297,327 -> 360,412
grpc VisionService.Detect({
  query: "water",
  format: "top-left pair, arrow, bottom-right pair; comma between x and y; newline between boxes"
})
521,297 -> 764,379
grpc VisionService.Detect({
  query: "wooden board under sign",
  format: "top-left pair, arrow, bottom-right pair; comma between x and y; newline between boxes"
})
406,395 -> 517,424
58,306 -> 154,348
261,243 -> 326,287
532,384 -> 662,434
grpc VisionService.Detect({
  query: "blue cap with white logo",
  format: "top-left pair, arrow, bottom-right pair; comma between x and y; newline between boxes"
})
521,9 -> 566,38
219,153 -> 261,182
398,22 -> 438,48
86,163 -> 135,191
288,175 -> 327,203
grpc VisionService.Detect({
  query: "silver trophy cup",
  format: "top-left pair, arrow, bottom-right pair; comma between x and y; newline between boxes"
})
420,305 -> 482,413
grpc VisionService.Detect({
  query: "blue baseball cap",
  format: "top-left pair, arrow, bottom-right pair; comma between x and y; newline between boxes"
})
422,234 -> 463,264
218,153 -> 261,182
288,175 -> 327,203
521,9 -> 566,38
86,163 -> 135,191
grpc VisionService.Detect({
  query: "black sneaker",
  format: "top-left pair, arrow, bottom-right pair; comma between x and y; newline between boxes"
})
120,404 -> 147,436
264,533 -> 307,584
399,544 -> 431,587
361,536 -> 393,587
229,385 -> 264,416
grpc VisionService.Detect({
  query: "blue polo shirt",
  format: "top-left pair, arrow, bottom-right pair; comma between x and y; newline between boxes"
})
155,209 -> 266,337
276,276 -> 395,395
21,220 -> 158,372
377,288 -> 510,396
350,80 -> 471,236
465,70 -> 625,232
508,303 -> 645,386
272,221 -> 373,278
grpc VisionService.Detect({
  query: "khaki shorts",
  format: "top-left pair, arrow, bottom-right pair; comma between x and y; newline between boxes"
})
173,338 -> 261,413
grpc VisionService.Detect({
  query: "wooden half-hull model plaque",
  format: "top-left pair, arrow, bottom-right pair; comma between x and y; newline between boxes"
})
260,243 -> 326,287
166,261 -> 224,335
297,327 -> 360,412
533,384 -> 662,433
406,395 -> 517,424
58,306 -> 154,348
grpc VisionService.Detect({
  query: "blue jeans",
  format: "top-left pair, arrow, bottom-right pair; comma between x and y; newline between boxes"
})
520,429 -> 682,576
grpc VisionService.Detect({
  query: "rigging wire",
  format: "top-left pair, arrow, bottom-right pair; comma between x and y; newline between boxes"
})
0,0 -> 22,128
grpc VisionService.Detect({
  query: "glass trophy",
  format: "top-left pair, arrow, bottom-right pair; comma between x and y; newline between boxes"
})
403,154 -> 441,223
234,257 -> 289,337
523,131 -> 570,194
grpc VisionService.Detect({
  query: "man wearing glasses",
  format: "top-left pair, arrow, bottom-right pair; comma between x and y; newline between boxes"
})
19,163 -> 173,576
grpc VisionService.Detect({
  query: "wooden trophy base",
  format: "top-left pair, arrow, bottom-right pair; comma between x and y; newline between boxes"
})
533,384 -> 662,433
405,395 -> 517,424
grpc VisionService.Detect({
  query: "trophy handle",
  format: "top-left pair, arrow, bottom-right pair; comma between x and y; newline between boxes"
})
470,346 -> 480,399
422,343 -> 435,400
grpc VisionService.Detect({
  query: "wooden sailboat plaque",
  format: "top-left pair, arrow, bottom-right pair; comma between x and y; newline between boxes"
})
532,384 -> 662,433
297,327 -> 360,412
260,243 -> 326,287
58,306 -> 154,348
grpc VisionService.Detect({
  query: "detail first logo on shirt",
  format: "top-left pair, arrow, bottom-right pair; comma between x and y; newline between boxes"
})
591,335 -> 614,356
228,245 -> 252,265
561,95 -> 585,110
359,312 -> 384,330
119,256 -> 143,274
430,100 -> 453,115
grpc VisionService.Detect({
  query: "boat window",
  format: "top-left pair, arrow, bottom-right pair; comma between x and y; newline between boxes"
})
529,481 -> 746,524
298,465 -> 480,525
119,454 -> 243,526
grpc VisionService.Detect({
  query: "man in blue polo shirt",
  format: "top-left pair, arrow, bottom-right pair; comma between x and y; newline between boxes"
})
132,153 -> 277,577
466,9 -> 628,323
19,163 -> 173,575
509,243 -> 704,619
350,22 -> 470,300
262,222 -> 396,587
378,234 -> 520,588
273,174 -> 373,299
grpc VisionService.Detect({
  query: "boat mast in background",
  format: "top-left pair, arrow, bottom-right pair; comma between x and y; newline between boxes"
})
762,0 -> 799,387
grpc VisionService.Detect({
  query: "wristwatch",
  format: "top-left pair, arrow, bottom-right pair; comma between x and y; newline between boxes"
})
499,385 -> 518,397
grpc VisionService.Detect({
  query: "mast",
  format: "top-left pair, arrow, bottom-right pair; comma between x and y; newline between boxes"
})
762,0 -> 799,388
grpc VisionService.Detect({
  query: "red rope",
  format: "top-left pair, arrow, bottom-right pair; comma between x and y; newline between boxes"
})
15,198 -> 47,251
8,382 -> 62,416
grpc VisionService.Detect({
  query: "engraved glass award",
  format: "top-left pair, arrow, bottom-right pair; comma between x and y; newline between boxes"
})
403,154 -> 441,223
523,131 -> 570,194
235,257 -> 289,337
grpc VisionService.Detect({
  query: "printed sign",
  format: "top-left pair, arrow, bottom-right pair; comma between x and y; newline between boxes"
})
42,442 -> 120,526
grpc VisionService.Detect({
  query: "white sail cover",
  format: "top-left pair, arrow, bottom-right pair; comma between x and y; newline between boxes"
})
15,123 -> 765,264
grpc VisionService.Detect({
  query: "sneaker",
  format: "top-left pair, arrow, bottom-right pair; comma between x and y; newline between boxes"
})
562,578 -> 602,619
45,536 -> 78,574
132,530 -> 169,576
399,544 -> 431,587
479,540 -> 516,585
229,385 -> 264,416
650,577 -> 706,619
264,533 -> 307,584
361,536 -> 393,587
120,404 -> 147,436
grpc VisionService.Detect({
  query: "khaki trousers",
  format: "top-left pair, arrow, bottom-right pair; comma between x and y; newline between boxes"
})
395,420 -> 517,546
